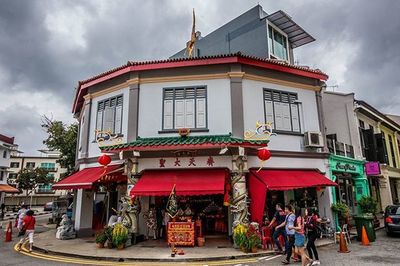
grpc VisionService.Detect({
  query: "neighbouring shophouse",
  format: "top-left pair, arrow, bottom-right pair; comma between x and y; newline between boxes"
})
6,150 -> 68,206
355,100 -> 400,211
322,91 -> 370,217
54,5 -> 338,242
0,134 -> 20,205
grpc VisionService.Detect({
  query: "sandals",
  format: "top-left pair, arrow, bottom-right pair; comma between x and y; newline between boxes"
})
281,259 -> 290,265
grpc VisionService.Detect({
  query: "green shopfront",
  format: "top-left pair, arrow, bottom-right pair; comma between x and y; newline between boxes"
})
329,155 -> 370,217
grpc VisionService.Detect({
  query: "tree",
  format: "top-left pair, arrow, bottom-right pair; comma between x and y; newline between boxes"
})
42,116 -> 78,177
16,167 -> 53,202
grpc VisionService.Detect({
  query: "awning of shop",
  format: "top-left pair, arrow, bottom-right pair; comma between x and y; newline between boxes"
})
0,184 -> 19,193
248,169 -> 337,225
53,164 -> 125,190
250,169 -> 337,191
130,169 -> 228,196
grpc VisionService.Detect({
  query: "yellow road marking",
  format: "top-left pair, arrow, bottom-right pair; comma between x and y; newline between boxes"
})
14,242 -> 259,266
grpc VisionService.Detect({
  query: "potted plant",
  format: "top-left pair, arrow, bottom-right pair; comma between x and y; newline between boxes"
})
331,202 -> 350,226
244,224 -> 261,253
95,230 -> 107,248
233,224 -> 247,251
112,223 -> 129,250
358,196 -> 377,216
104,226 -> 114,249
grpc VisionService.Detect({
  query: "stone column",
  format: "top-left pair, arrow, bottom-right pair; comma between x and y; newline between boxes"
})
230,155 -> 249,228
74,189 -> 94,237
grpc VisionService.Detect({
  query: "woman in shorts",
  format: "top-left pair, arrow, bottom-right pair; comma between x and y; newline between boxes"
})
289,208 -> 313,266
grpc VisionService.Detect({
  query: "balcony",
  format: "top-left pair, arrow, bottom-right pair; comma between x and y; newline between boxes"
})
327,139 -> 355,158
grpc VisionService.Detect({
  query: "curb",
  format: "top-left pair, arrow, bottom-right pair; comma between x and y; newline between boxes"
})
32,245 -> 277,263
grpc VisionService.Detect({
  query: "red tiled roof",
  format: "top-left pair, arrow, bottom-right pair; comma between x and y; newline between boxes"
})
0,134 -> 14,145
73,53 -> 328,113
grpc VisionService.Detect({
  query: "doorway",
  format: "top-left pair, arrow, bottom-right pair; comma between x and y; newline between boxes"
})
335,173 -> 357,214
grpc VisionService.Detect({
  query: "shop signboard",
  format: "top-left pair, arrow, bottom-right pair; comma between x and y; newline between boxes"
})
335,162 -> 357,172
167,222 -> 195,246
365,162 -> 381,175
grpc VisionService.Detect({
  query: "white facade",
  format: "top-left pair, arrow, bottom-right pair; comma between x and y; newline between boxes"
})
243,79 -> 321,152
138,79 -> 232,137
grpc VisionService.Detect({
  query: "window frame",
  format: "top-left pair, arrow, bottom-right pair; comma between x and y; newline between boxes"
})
267,22 -> 290,61
263,88 -> 302,135
95,94 -> 124,136
160,85 -> 209,133
10,162 -> 20,168
26,162 -> 35,169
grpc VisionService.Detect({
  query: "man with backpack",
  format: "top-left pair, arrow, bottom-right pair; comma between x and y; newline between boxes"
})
268,203 -> 287,254
276,204 -> 296,265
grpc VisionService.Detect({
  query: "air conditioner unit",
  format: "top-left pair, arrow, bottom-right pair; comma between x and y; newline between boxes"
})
304,131 -> 324,148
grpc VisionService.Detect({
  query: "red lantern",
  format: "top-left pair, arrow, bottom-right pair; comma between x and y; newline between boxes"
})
98,154 -> 111,166
257,148 -> 271,161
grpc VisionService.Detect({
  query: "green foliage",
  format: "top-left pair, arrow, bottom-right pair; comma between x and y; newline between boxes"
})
244,224 -> 261,252
16,167 -> 52,194
233,224 -> 247,247
41,116 -> 78,177
331,202 -> 350,219
95,230 -> 107,244
112,223 -> 129,247
358,196 -> 377,215
104,226 -> 113,246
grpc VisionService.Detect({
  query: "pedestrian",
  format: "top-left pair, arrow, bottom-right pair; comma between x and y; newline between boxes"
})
0,203 -> 5,220
16,205 -> 27,230
268,203 -> 287,254
278,204 -> 296,265
305,208 -> 321,265
17,209 -> 36,252
290,208 -> 312,266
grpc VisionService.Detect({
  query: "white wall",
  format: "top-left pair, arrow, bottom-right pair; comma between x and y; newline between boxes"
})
88,87 -> 130,158
247,155 -> 328,173
242,79 -> 320,152
138,79 -> 232,137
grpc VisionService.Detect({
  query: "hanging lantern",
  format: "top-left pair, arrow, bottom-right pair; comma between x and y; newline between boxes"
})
223,182 -> 231,206
256,147 -> 271,172
257,148 -> 271,161
98,154 -> 111,167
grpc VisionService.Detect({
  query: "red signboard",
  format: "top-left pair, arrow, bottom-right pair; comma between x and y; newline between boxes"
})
167,222 -> 195,247
365,162 -> 381,175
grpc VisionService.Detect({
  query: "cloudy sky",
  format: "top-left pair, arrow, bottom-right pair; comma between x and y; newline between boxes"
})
0,0 -> 399,155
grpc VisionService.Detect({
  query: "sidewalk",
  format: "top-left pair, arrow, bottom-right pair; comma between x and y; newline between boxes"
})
32,230 -> 334,262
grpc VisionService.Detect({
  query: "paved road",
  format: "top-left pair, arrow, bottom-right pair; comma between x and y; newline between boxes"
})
0,214 -> 72,266
2,219 -> 399,266
249,229 -> 400,266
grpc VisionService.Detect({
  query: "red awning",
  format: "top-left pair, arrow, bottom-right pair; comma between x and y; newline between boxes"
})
130,169 -> 228,196
0,184 -> 19,193
250,169 -> 337,190
53,165 -> 125,190
248,169 -> 337,225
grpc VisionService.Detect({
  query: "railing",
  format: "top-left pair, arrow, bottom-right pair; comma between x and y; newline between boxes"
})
327,139 -> 355,158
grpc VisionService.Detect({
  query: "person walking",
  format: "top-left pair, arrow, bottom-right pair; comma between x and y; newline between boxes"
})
268,203 -> 287,254
16,205 -> 27,230
305,208 -> 321,265
290,208 -> 313,266
17,209 -> 36,252
277,204 -> 296,265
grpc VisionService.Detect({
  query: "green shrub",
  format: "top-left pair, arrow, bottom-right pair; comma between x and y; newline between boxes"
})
331,202 -> 350,220
358,196 -> 377,215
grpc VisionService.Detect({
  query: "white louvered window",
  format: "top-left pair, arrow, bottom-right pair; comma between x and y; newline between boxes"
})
95,95 -> 123,134
163,87 -> 207,130
264,89 -> 301,133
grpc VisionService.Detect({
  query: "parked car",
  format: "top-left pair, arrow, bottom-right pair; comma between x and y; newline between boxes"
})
384,205 -> 400,236
44,202 -> 53,211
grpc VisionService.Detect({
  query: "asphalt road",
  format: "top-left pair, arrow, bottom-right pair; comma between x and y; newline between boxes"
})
0,214 -> 72,266
1,219 -> 399,266
248,229 -> 400,266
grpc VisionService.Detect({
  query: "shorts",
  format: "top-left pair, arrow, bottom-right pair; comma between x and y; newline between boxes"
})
294,233 -> 305,247
21,230 -> 34,243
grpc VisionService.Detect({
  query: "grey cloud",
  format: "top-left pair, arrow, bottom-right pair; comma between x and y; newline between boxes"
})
0,0 -> 399,154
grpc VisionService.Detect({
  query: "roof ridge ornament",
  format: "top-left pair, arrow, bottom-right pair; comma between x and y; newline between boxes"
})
244,121 -> 276,141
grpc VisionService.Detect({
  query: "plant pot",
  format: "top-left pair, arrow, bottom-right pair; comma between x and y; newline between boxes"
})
107,241 -> 113,249
96,243 -> 104,248
240,245 -> 245,252
117,244 -> 125,250
251,247 -> 258,253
